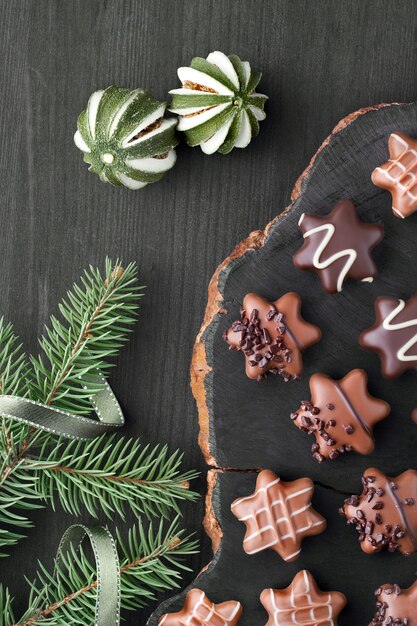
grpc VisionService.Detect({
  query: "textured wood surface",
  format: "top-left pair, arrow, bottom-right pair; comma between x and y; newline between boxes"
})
2,1 -> 417,624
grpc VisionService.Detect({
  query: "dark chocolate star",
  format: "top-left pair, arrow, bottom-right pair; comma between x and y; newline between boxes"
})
360,294 -> 417,379
224,292 -> 321,381
290,369 -> 390,462
372,132 -> 417,218
293,199 -> 384,294
370,580 -> 417,625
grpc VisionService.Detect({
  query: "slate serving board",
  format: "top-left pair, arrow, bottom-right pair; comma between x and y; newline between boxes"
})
149,102 -> 417,625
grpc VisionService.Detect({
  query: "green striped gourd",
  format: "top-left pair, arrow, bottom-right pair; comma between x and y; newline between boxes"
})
169,51 -> 268,154
74,86 -> 178,189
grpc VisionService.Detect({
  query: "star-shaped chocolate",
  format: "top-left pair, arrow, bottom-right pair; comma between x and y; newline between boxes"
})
290,369 -> 390,462
342,467 -> 417,556
372,132 -> 417,218
231,469 -> 326,562
360,294 -> 417,379
224,292 -> 321,381
369,580 -> 417,625
293,199 -> 384,294
260,570 -> 347,626
159,589 -> 243,626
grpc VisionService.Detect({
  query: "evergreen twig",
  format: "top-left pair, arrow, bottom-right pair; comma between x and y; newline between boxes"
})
0,260 -> 199,555
7,518 -> 197,625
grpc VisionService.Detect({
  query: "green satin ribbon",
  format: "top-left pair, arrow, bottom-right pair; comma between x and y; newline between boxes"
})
0,373 -> 124,440
55,524 -> 120,625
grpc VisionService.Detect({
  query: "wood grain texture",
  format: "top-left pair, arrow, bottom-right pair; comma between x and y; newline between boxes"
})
2,1 -> 417,623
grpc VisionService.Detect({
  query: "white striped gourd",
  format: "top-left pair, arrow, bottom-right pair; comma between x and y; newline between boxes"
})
74,86 -> 178,189
169,51 -> 268,154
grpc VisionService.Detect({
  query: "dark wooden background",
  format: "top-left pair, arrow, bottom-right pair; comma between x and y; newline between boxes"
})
1,1 -> 417,623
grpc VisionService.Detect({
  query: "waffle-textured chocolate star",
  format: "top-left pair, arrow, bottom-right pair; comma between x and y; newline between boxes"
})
290,369 -> 390,462
260,570 -> 347,626
369,580 -> 417,626
224,292 -> 321,381
231,470 -> 326,562
293,199 -> 383,294
159,589 -> 243,626
360,294 -> 417,379
342,467 -> 417,556
372,132 -> 417,218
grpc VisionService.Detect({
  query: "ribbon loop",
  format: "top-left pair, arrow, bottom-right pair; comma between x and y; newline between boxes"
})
0,372 -> 124,440
55,524 -> 120,626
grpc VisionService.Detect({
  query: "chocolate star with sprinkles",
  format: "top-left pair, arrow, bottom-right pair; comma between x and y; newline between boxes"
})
293,199 -> 383,294
372,131 -> 417,218
342,467 -> 417,556
290,369 -> 390,462
260,570 -> 347,626
231,469 -> 326,562
224,292 -> 321,381
370,580 -> 417,626
360,294 -> 417,379
159,589 -> 243,626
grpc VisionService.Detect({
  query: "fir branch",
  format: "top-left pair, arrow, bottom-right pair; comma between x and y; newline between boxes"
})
13,519 -> 198,625
29,259 -> 143,415
0,318 -> 32,456
23,435 -> 199,520
0,584 -> 15,626
0,318 -> 29,398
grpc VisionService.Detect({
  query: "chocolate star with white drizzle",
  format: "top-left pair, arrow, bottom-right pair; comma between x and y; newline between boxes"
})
159,589 -> 243,626
224,292 -> 321,381
260,570 -> 347,626
370,580 -> 417,626
360,294 -> 417,379
372,132 -> 417,218
290,369 -> 390,462
231,470 -> 326,562
293,199 -> 383,294
342,467 -> 417,556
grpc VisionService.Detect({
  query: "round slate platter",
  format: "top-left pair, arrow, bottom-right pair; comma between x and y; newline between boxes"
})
149,102 -> 417,625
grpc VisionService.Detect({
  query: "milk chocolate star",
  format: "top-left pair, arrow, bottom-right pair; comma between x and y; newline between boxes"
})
372,132 -> 417,218
290,369 -> 390,462
360,294 -> 417,379
342,467 -> 417,556
224,292 -> 321,381
231,470 -> 326,562
370,580 -> 417,625
293,199 -> 383,294
159,589 -> 243,626
260,570 -> 347,626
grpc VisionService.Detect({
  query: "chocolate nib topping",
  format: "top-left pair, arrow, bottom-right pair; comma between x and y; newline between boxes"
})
224,292 -> 321,381
289,370 -> 390,462
370,582 -> 416,626
227,305 -> 293,382
342,469 -> 417,557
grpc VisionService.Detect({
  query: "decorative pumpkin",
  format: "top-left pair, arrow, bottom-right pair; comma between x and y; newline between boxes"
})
74,86 -> 178,189
169,51 -> 268,154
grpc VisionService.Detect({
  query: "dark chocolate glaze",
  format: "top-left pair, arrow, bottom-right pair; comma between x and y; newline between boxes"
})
360,294 -> 417,379
293,199 -> 384,294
